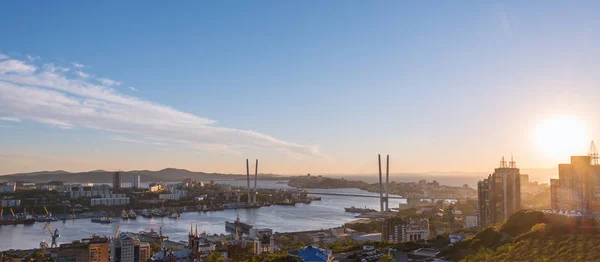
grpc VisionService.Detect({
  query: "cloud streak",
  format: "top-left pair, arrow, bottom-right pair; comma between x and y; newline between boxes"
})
0,117 -> 20,122
97,77 -> 122,86
0,55 -> 322,158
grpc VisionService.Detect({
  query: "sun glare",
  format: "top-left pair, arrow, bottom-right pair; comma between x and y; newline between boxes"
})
535,115 -> 590,161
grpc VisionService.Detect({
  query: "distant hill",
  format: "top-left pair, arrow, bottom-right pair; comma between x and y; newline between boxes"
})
0,168 -> 288,183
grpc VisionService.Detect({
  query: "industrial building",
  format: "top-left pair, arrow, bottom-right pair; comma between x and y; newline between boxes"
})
477,156 -> 521,228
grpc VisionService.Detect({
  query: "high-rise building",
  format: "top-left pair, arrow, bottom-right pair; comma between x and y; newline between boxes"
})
113,171 -> 122,190
111,234 -> 151,262
132,175 -> 140,189
553,155 -> 600,212
477,156 -> 521,228
550,179 -> 560,210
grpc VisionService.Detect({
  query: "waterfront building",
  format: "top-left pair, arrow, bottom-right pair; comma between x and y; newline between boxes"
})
288,246 -> 333,262
381,217 -> 430,242
110,233 -> 151,262
132,175 -> 140,189
552,155 -> 600,212
113,171 -> 122,190
56,236 -> 110,262
0,185 -> 16,192
477,156 -> 521,228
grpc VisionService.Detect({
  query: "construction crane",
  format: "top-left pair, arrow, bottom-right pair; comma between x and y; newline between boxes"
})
43,223 -> 60,248
43,206 -> 49,215
9,208 -> 15,218
115,226 -> 121,238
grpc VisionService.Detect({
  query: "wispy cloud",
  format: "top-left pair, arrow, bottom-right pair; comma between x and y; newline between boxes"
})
0,117 -> 20,122
0,54 -> 322,158
97,77 -> 122,86
26,55 -> 40,61
71,62 -> 84,68
128,86 -> 137,91
0,53 -> 8,60
43,63 -> 70,73
75,71 -> 89,78
0,60 -> 37,75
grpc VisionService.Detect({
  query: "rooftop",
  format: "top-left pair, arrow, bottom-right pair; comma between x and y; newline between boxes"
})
289,246 -> 332,262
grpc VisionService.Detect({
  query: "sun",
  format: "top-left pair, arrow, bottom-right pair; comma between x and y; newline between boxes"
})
535,115 -> 591,161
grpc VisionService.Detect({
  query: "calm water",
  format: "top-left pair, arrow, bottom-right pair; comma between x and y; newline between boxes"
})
0,181 -> 405,251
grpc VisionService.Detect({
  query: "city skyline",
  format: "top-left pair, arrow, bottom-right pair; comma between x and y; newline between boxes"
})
3,1 -> 600,175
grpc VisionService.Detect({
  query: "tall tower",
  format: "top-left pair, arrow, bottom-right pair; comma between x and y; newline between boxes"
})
590,141 -> 599,166
378,154 -> 383,212
246,159 -> 251,205
254,159 -> 258,204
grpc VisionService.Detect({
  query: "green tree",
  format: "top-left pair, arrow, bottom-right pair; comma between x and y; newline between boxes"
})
204,252 -> 226,262
378,254 -> 394,262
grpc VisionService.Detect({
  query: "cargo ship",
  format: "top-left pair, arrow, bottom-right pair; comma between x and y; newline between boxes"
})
0,217 -> 36,226
344,206 -> 377,213
225,215 -> 253,234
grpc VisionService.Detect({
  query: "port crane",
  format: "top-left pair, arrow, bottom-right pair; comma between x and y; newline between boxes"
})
43,223 -> 60,248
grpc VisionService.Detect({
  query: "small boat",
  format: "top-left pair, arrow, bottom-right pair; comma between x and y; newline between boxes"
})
91,217 -> 113,224
168,212 -> 180,219
121,210 -> 129,219
128,210 -> 137,219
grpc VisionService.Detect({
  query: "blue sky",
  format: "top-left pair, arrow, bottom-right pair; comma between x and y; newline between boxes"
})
1,1 -> 600,175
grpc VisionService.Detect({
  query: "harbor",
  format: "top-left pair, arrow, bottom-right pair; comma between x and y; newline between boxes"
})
0,181 -> 407,251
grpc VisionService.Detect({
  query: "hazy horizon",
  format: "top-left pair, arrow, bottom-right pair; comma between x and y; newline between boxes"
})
2,2 -> 600,175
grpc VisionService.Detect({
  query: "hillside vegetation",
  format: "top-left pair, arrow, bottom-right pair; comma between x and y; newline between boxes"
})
445,211 -> 600,261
